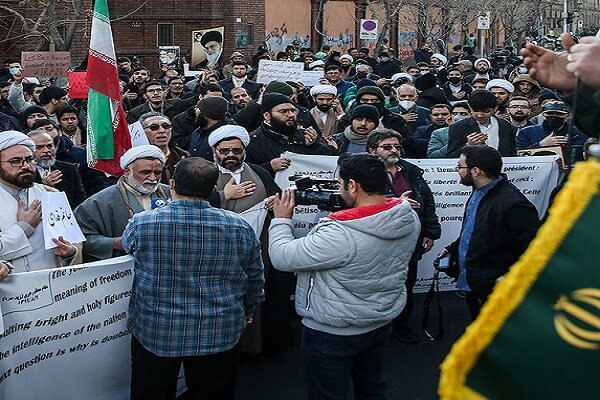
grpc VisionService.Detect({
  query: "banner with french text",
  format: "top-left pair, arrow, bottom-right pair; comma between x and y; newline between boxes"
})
275,153 -> 559,292
0,257 -> 133,400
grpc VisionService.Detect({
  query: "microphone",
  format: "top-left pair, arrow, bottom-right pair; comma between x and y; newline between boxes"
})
151,197 -> 168,209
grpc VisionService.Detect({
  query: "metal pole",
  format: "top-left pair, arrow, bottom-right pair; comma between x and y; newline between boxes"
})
479,29 -> 484,57
563,0 -> 568,33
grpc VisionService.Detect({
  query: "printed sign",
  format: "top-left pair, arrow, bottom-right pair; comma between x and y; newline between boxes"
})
299,70 -> 325,87
360,19 -> 378,40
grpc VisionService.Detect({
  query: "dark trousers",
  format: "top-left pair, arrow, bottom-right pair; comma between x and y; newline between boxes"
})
130,336 -> 240,400
301,324 -> 392,400
393,257 -> 418,329
465,291 -> 484,321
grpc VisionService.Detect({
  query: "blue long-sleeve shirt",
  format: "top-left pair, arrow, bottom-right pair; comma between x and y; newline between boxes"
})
122,199 -> 265,356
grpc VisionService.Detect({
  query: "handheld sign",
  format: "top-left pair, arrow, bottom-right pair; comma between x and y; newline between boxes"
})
41,191 -> 86,249
128,121 -> 151,147
68,72 -> 89,98
256,60 -> 304,84
21,52 -> 71,78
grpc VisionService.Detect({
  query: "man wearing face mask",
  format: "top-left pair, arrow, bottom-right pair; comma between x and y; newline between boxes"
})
443,67 -> 473,103
74,145 -> 170,262
390,84 -> 430,132
516,101 -> 589,161
373,51 -> 402,79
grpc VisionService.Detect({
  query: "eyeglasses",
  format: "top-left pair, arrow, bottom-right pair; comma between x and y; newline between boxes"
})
144,123 -> 172,131
0,156 -> 37,168
378,144 -> 402,151
146,88 -> 164,93
215,147 -> 244,155
509,105 -> 530,109
273,108 -> 298,115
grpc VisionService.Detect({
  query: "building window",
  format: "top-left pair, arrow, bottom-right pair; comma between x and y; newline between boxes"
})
157,23 -> 174,46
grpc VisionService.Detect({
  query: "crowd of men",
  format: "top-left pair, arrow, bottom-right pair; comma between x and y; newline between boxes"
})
1,32 -> 599,399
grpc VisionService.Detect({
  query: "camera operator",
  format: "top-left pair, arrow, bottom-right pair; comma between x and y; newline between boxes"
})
269,153 -> 420,399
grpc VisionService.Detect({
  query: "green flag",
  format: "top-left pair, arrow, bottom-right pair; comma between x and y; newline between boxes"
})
439,159 -> 600,399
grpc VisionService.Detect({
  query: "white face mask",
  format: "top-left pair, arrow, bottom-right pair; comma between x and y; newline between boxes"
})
452,114 -> 469,122
399,100 -> 416,111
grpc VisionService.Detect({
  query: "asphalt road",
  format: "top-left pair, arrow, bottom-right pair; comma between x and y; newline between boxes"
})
232,291 -> 471,400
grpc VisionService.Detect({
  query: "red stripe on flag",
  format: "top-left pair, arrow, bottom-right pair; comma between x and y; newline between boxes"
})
87,55 -> 122,100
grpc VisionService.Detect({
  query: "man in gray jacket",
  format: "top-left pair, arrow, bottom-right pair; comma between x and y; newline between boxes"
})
269,153 -> 420,400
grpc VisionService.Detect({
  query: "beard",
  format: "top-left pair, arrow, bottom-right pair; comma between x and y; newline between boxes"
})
126,171 -> 159,195
316,103 -> 332,112
37,156 -> 56,169
206,46 -> 223,67
510,113 -> 527,122
382,155 -> 400,166
460,172 -> 474,186
269,117 -> 297,135
0,166 -> 34,189
214,153 -> 245,172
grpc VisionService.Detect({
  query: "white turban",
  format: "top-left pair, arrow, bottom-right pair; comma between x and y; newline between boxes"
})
308,60 -> 326,69
431,53 -> 447,65
0,130 -> 36,152
486,79 -> 515,93
340,54 -> 354,63
391,72 -> 413,83
475,58 -> 491,68
208,125 -> 250,148
310,84 -> 337,97
119,145 -> 165,169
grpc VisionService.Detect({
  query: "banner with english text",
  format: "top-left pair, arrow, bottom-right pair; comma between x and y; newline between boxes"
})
275,153 -> 559,292
0,257 -> 134,400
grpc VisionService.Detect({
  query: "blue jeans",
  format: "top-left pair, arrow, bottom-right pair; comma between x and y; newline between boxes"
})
301,324 -> 392,400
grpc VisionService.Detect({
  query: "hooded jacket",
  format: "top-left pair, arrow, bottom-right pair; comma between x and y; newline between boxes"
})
512,74 -> 542,115
269,198 -> 420,335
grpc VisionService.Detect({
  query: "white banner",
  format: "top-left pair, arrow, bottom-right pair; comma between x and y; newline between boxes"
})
274,153 -> 559,292
41,191 -> 86,249
256,60 -> 304,84
410,156 -> 559,292
0,257 -> 134,400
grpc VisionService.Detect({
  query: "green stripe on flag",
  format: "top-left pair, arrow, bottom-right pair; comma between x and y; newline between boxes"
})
88,89 -> 115,159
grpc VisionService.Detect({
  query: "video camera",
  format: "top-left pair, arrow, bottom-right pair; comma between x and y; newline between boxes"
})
289,175 -> 346,212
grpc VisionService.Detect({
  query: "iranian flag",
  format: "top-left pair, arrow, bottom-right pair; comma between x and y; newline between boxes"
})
86,0 -> 131,176
439,159 -> 600,399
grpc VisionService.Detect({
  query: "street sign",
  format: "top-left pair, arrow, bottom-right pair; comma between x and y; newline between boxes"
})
360,19 -> 378,40
477,15 -> 490,30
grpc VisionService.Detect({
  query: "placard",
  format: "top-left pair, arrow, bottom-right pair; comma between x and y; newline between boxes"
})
299,70 -> 325,87
21,52 -> 71,78
256,60 -> 305,84
127,121 -> 150,147
41,192 -> 86,250
67,72 -> 88,99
